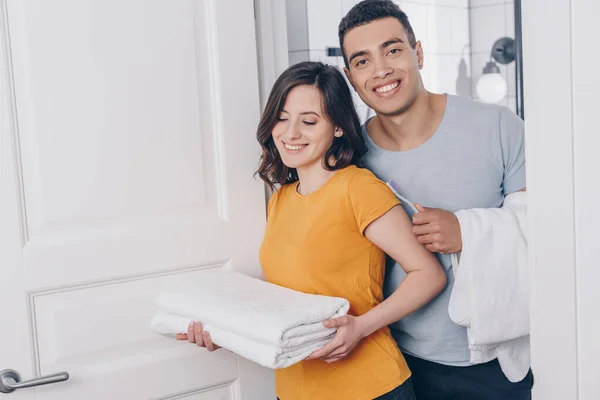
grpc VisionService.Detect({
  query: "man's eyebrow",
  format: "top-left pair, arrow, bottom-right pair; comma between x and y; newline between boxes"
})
348,50 -> 369,64
348,38 -> 405,64
381,38 -> 405,49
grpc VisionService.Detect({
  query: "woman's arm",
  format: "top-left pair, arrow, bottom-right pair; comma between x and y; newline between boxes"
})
359,204 -> 446,337
308,204 -> 446,363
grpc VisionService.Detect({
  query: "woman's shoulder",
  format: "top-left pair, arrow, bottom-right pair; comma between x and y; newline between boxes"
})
339,165 -> 386,188
336,166 -> 397,206
339,166 -> 400,233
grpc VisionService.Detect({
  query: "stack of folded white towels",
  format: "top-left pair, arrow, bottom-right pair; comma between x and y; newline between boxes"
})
151,269 -> 350,369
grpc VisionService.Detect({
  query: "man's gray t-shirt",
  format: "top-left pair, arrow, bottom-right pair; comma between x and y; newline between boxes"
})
361,94 -> 526,366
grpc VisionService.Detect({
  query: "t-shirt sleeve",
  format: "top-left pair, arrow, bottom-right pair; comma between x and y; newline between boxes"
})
499,108 -> 526,194
347,170 -> 401,233
266,187 -> 280,221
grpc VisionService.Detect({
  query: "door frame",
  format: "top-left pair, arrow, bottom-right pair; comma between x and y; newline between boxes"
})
522,0 -> 579,399
522,0 -> 600,398
253,0 -> 289,109
253,0 -> 289,204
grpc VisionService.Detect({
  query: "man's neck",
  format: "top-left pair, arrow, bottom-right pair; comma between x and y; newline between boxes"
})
369,91 -> 447,152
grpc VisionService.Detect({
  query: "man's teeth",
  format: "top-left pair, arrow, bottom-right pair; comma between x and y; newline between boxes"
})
284,143 -> 305,150
375,81 -> 400,93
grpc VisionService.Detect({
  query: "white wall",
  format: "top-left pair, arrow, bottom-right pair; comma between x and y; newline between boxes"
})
523,0 -> 600,398
469,0 -> 517,112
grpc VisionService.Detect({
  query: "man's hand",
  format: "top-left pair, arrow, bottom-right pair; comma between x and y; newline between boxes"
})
412,204 -> 462,254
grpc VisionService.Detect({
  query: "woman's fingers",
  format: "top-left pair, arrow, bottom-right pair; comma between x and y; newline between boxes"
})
180,321 -> 218,351
193,322 -> 206,347
203,331 -> 220,351
187,321 -> 196,343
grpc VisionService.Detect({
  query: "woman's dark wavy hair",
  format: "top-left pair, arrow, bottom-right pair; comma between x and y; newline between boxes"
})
256,61 -> 366,189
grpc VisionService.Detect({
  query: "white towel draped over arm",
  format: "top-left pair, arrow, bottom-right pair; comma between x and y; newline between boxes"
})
448,191 -> 530,382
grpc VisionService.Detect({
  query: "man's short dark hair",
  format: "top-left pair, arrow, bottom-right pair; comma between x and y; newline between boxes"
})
338,0 -> 417,68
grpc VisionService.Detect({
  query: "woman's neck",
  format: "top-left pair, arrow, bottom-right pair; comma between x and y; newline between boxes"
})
296,163 -> 338,195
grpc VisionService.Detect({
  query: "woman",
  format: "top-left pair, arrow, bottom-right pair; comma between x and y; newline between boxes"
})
178,62 -> 446,400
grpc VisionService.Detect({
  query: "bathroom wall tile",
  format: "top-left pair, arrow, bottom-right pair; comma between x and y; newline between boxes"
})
402,0 -> 469,7
505,2 -> 515,37
426,6 -> 453,53
399,2 -> 429,47
451,7 -> 470,55
421,53 -> 439,92
470,0 -> 507,8
470,4 -> 506,54
425,54 -> 471,96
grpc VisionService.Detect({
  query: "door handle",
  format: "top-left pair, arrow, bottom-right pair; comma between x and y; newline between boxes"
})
0,369 -> 69,393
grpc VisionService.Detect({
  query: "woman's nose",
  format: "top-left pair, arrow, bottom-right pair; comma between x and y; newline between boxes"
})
284,123 -> 302,140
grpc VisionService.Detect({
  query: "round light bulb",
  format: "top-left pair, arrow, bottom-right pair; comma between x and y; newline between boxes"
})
476,73 -> 507,103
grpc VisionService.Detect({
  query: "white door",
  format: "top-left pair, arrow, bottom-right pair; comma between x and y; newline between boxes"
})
0,0 -> 275,399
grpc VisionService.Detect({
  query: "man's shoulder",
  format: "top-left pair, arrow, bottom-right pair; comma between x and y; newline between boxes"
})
449,95 -> 512,118
448,95 -> 520,122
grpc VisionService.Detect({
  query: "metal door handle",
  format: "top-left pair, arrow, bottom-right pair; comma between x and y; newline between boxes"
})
0,369 -> 69,393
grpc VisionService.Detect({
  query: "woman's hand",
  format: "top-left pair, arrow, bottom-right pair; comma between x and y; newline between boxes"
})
306,315 -> 367,363
176,321 -> 221,352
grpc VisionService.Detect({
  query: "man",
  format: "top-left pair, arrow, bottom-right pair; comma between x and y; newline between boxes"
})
336,1 -> 532,399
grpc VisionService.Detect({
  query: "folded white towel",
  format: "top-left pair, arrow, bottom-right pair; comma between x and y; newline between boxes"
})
151,312 -> 335,369
151,269 -> 350,369
449,191 -> 530,382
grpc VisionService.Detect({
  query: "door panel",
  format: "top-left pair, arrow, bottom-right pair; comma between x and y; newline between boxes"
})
11,0 -> 230,289
1,0 -> 274,398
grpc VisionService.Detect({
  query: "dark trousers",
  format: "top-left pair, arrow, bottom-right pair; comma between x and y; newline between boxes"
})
404,353 -> 533,400
374,378 -> 416,400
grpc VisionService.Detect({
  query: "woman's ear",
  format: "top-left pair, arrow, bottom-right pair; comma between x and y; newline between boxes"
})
334,127 -> 344,138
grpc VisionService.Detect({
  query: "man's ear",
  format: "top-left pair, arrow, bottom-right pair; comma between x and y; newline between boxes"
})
334,127 -> 344,138
344,67 -> 357,91
415,41 -> 424,70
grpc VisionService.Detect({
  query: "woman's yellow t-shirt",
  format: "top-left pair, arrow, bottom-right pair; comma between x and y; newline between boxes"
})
259,165 -> 411,400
